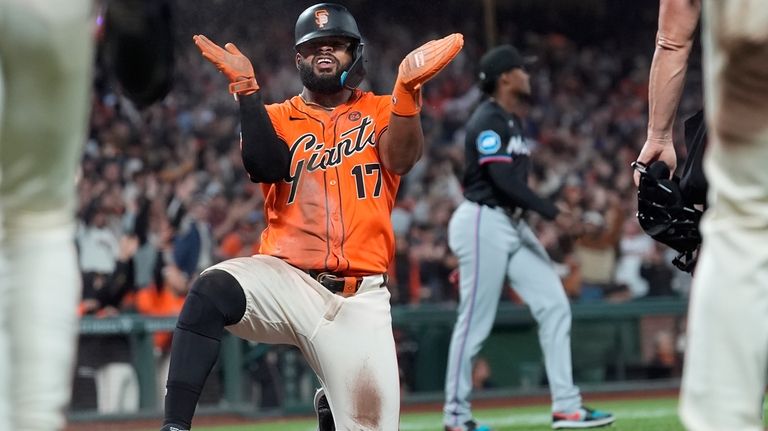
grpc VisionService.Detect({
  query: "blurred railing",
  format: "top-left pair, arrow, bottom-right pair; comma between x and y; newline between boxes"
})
69,297 -> 687,422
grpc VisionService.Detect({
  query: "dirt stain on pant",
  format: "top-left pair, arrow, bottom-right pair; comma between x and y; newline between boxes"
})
350,367 -> 382,430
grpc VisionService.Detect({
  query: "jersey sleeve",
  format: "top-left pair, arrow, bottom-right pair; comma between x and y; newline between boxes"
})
264,102 -> 290,143
473,113 -> 513,165
374,94 -> 392,142
238,94 -> 291,183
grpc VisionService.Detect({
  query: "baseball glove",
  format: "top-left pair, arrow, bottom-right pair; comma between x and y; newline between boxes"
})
633,160 -> 703,273
391,33 -> 464,116
193,34 -> 259,96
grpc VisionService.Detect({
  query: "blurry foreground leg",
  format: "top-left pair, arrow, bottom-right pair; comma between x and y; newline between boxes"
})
0,0 -> 93,429
681,2 -> 768,430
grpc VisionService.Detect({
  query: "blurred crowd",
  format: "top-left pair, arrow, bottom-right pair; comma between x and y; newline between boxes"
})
77,1 -> 698,315
73,0 -> 697,411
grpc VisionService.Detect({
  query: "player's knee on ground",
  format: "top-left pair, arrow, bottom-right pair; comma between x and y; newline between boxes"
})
176,269 -> 246,340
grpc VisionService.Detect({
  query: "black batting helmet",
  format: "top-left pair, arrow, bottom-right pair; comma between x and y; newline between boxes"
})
294,3 -> 366,89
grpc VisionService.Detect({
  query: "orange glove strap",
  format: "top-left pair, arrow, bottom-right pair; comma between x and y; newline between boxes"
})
229,77 -> 260,96
391,80 -> 422,117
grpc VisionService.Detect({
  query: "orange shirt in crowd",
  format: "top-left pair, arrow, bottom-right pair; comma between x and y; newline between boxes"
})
218,231 -> 260,258
135,284 -> 186,351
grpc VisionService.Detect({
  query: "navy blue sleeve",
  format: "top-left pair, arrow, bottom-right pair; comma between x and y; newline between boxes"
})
475,113 -> 559,220
486,164 -> 559,220
238,94 -> 291,183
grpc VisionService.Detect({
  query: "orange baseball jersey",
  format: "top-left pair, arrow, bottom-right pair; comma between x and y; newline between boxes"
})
259,89 -> 399,276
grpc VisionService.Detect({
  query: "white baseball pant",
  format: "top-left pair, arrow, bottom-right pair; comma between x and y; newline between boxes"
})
0,0 -> 93,430
680,1 -> 768,430
207,255 -> 400,431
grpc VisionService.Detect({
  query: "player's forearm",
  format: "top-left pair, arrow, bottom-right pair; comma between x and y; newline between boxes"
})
378,114 -> 424,175
487,163 -> 559,220
503,185 -> 558,220
239,94 -> 290,183
647,0 -> 701,141
647,44 -> 692,141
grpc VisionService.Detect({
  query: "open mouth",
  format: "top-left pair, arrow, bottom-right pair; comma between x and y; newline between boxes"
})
315,56 -> 336,71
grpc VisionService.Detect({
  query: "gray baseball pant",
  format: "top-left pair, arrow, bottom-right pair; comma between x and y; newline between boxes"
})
443,200 -> 581,427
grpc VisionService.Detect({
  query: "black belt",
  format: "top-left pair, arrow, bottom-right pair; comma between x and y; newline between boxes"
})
306,270 -> 387,297
469,197 -> 499,208
471,200 -> 525,221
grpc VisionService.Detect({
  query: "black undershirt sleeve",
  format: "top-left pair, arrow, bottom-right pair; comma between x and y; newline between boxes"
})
486,163 -> 559,220
238,93 -> 291,183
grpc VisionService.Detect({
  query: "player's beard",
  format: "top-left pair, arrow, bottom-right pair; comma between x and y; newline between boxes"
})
299,59 -> 347,94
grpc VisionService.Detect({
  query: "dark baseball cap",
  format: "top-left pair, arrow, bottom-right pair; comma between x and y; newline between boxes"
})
478,45 -> 534,87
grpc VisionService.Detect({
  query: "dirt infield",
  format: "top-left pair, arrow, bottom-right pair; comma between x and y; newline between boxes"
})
65,387 -> 679,431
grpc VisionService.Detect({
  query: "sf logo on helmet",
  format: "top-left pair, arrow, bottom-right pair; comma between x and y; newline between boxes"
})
315,10 -> 329,28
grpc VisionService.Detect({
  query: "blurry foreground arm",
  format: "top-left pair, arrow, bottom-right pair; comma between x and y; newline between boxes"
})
635,0 -> 701,185
379,34 -> 464,175
194,35 -> 289,183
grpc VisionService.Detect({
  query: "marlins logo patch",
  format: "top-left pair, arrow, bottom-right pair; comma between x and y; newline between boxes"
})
476,130 -> 502,155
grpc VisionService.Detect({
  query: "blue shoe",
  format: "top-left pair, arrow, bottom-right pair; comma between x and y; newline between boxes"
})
552,406 -> 615,429
444,419 -> 492,431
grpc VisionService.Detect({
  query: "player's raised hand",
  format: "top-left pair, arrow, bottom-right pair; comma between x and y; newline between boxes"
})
193,34 -> 259,95
392,33 -> 464,116
398,33 -> 464,90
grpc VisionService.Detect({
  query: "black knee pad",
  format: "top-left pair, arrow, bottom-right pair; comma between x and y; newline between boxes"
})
177,269 -> 246,340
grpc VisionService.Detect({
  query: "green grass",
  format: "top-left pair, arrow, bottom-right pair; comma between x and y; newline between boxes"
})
162,397 -> 693,431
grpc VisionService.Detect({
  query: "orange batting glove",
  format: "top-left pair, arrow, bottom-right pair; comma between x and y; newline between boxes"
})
193,34 -> 259,96
391,33 -> 464,116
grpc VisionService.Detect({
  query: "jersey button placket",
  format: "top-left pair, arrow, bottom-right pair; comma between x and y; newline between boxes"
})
327,173 -> 343,257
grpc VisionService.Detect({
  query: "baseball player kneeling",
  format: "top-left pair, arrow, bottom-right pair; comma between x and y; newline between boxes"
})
159,3 -> 463,430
